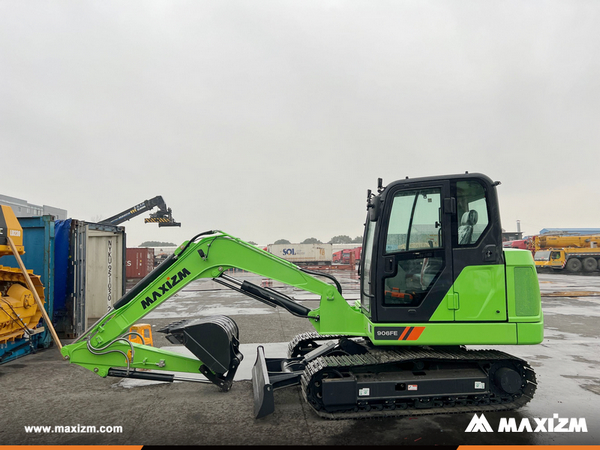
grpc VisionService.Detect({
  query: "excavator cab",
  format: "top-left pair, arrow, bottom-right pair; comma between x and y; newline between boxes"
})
250,174 -> 541,418
361,173 -> 504,324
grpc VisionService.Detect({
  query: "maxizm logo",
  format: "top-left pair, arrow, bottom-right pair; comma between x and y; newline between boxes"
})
141,268 -> 191,310
465,413 -> 588,433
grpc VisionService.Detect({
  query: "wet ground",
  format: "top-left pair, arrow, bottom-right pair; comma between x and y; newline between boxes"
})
1,271 -> 599,445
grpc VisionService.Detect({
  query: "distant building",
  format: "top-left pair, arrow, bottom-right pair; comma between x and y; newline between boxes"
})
502,231 -> 523,242
501,220 -> 524,242
0,194 -> 67,220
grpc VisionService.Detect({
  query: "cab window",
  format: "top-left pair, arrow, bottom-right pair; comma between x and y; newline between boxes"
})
386,188 -> 442,252
383,188 -> 444,306
456,181 -> 489,245
360,219 -> 376,312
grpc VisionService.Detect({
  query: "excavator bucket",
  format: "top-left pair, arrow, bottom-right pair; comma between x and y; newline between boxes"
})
252,346 -> 275,418
159,315 -> 242,391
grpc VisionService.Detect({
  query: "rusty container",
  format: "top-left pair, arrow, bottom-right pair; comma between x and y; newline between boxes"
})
126,247 -> 155,279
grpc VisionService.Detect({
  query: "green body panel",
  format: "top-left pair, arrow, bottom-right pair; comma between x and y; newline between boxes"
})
504,248 -> 538,269
517,322 -> 544,344
454,265 -> 507,321
429,288 -> 456,321
504,249 -> 543,324
61,233 -> 544,378
365,320 -> 544,345
397,250 -> 543,345
429,265 -> 507,322
367,321 -> 519,345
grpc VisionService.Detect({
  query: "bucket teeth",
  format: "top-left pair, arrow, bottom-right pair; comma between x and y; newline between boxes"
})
157,319 -> 188,334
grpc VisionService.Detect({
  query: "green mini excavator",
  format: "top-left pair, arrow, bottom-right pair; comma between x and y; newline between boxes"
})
61,173 -> 543,419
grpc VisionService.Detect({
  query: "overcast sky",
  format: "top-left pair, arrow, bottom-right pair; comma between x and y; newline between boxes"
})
1,1 -> 599,246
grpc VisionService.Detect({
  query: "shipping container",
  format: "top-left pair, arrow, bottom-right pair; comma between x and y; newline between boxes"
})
1,215 -> 54,363
267,243 -> 332,264
126,247 -> 155,279
54,220 -> 126,337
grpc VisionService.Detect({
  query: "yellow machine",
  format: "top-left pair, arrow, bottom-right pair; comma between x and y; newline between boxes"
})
532,234 -> 600,273
0,205 -> 45,344
128,323 -> 154,346
532,234 -> 600,251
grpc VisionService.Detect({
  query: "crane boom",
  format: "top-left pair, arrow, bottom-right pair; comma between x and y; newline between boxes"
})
99,196 -> 181,227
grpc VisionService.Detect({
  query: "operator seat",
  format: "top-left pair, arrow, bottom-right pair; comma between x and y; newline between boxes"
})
458,210 -> 478,245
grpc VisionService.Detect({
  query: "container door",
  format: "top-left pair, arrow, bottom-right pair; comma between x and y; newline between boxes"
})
84,228 -> 123,328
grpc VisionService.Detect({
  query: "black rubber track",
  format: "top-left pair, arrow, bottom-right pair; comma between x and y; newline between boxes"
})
288,332 -> 537,420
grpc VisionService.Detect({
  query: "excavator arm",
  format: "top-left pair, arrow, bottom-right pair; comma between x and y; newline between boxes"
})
60,231 -> 363,391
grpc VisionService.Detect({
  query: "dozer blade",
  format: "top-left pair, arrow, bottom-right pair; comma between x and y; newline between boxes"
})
252,345 -> 275,419
251,340 -> 338,418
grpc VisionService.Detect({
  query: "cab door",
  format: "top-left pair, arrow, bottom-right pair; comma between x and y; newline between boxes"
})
371,181 -> 454,323
451,179 -> 506,321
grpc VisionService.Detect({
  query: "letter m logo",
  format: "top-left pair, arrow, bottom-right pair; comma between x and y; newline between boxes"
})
141,296 -> 153,310
466,413 -> 493,432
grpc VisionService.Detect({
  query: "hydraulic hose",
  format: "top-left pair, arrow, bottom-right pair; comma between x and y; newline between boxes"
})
300,268 -> 343,295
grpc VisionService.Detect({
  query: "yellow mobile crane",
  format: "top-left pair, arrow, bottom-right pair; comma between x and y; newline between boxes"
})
533,234 -> 600,273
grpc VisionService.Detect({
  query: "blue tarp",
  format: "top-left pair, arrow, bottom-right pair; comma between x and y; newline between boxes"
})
53,219 -> 72,314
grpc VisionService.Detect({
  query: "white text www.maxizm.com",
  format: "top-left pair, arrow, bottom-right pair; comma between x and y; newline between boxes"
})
24,425 -> 123,434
